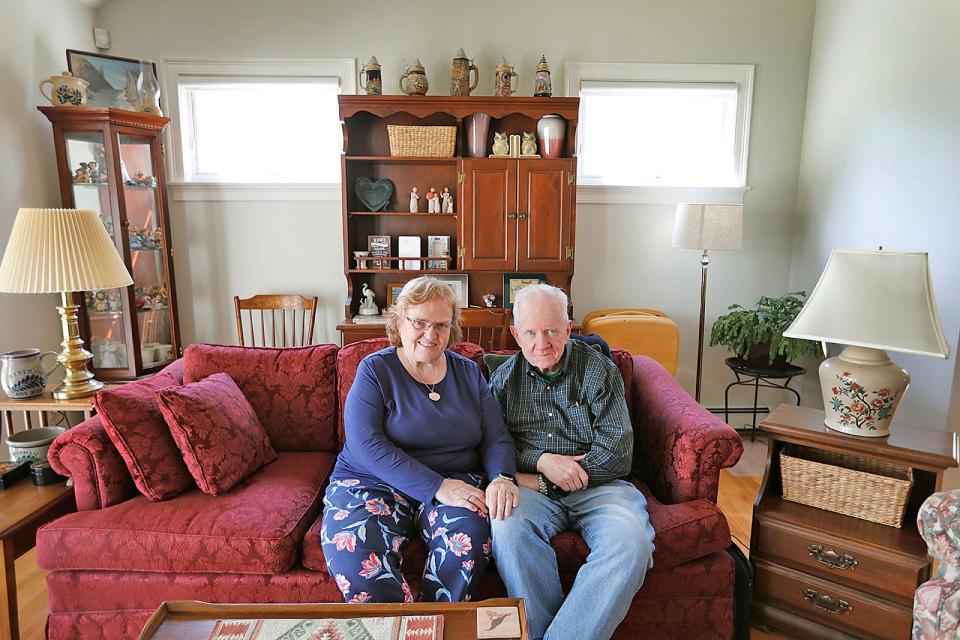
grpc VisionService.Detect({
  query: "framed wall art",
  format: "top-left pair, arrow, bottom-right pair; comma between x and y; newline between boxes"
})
385,281 -> 408,307
367,234 -> 391,269
66,49 -> 157,111
503,273 -> 546,308
434,274 -> 469,308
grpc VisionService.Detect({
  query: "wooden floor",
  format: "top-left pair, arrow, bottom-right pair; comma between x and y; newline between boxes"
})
12,470 -> 789,640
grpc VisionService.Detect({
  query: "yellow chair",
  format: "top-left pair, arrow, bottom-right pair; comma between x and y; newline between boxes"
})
581,308 -> 669,326
582,310 -> 680,375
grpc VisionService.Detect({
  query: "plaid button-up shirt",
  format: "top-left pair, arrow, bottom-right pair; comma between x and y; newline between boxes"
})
489,340 -> 633,487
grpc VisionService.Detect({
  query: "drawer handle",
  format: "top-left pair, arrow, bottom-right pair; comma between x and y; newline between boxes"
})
802,588 -> 853,615
807,544 -> 858,570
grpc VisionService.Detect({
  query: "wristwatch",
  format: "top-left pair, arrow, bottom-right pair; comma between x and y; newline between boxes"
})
495,473 -> 516,484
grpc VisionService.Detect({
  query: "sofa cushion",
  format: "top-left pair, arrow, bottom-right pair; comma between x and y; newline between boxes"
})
94,359 -> 194,502
183,343 -> 339,452
157,373 -> 278,495
37,452 -> 333,575
301,481 -> 728,576
335,338 -> 486,444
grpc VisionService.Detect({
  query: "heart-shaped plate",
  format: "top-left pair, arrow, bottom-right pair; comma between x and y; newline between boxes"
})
354,177 -> 394,212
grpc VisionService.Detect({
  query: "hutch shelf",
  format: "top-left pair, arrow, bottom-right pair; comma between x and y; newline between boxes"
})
336,95 -> 580,345
39,106 -> 181,380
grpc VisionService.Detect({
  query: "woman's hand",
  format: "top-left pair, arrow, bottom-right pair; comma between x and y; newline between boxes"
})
485,477 -> 520,521
436,478 -> 488,517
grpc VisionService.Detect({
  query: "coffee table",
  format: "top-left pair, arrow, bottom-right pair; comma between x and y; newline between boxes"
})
139,597 -> 528,640
0,480 -> 75,640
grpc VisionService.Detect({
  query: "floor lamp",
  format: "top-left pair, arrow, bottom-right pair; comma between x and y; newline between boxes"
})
672,203 -> 743,402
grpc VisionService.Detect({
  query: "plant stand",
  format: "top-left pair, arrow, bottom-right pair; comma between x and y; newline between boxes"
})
723,357 -> 804,441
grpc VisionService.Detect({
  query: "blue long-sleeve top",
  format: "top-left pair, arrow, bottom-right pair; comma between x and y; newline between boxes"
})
332,347 -> 517,505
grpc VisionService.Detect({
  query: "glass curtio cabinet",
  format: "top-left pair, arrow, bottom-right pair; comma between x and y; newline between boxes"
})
39,106 -> 181,380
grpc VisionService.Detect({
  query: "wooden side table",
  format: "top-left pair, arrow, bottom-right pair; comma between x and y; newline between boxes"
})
750,404 -> 958,639
0,480 -> 76,640
1,386 -> 100,438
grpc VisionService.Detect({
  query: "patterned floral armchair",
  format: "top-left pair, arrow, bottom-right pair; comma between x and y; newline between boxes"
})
913,489 -> 960,639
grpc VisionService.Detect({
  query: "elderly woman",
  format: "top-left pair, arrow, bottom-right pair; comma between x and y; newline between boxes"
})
321,277 -> 519,603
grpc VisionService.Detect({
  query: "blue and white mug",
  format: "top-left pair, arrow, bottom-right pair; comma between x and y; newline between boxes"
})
1,349 -> 59,399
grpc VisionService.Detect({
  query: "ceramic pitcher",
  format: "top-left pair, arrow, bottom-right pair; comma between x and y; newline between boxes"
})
1,349 -> 59,399
39,71 -> 89,106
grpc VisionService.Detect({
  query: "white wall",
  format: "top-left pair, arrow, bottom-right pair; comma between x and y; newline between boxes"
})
87,0 -> 816,409
790,0 -> 960,481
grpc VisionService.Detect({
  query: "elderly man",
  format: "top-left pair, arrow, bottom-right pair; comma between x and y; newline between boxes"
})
489,284 -> 655,640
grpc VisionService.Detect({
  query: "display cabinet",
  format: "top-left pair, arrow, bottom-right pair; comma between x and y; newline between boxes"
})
39,107 -> 181,380
337,96 -> 579,345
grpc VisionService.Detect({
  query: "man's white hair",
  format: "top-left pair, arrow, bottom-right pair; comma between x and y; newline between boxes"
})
512,283 -> 569,327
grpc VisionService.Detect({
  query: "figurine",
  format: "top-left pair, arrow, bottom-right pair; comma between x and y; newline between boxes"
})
440,187 -> 454,213
426,187 -> 440,213
107,290 -> 122,312
86,161 -> 99,183
73,165 -> 87,184
491,132 -> 510,156
358,283 -> 380,316
129,228 -> 144,250
534,55 -> 552,97
92,291 -> 109,313
409,186 -> 419,213
520,132 -> 538,156
482,293 -> 497,308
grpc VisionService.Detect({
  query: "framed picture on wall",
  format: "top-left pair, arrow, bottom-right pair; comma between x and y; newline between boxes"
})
434,274 -> 469,308
66,49 -> 157,111
385,281 -> 408,307
503,273 -> 546,309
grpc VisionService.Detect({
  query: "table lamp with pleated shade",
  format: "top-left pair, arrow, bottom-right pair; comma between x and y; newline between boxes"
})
0,208 -> 133,399
783,248 -> 949,437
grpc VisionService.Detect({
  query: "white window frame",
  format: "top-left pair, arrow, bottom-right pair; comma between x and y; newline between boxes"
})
161,57 -> 355,202
565,62 -> 753,205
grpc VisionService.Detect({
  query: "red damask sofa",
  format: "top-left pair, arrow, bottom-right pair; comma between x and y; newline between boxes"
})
39,339 -> 742,639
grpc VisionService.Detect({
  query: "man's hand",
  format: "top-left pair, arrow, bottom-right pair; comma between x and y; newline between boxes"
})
436,479 -> 488,517
485,477 -> 519,520
516,472 -> 540,491
536,452 -> 588,492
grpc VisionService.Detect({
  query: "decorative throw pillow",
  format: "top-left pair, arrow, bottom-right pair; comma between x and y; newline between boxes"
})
156,372 -> 278,496
95,361 -> 194,501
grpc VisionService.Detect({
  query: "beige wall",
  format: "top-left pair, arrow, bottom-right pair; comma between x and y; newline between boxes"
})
790,0 -> 960,481
89,0 -> 816,409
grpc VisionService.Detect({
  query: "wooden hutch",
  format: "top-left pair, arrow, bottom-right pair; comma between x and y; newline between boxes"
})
336,96 -> 579,345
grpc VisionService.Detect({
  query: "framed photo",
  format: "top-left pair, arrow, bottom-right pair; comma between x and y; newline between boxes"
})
503,273 -> 546,308
427,235 -> 451,270
434,274 -> 469,308
385,281 -> 408,307
66,49 -> 157,111
367,234 -> 391,269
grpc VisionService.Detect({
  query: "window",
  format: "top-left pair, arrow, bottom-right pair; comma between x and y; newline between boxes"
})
567,63 -> 753,195
162,58 -> 355,199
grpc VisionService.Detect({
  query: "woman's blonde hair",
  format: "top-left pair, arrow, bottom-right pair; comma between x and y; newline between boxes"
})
384,276 -> 463,347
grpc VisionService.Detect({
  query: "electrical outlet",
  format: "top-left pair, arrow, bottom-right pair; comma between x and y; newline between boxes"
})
93,27 -> 110,50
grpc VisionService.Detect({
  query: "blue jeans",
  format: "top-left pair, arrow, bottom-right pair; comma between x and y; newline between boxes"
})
491,480 -> 655,640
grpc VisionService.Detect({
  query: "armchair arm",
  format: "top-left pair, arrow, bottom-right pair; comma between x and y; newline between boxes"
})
630,356 -> 743,504
48,415 -> 136,511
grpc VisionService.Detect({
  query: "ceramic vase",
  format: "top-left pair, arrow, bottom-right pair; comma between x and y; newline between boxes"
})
537,114 -> 566,158
464,113 -> 491,158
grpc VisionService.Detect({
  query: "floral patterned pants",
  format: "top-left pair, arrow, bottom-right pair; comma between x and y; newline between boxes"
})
320,473 -> 492,603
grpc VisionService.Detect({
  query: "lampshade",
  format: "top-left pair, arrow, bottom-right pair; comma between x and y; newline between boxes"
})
0,208 -> 132,293
783,249 -> 949,358
672,203 -> 743,251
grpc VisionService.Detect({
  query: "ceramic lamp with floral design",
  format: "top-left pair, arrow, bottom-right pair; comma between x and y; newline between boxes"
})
783,249 -> 949,437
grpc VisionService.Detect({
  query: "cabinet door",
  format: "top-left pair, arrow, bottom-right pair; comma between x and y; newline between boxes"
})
459,158 -> 516,271
517,159 -> 574,272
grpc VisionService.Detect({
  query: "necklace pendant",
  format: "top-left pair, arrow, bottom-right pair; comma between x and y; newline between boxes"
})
428,391 -> 441,402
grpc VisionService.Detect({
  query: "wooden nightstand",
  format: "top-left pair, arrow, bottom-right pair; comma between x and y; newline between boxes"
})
750,404 -> 958,640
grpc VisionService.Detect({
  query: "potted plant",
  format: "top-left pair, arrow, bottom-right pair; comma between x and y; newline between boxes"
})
709,291 -> 820,371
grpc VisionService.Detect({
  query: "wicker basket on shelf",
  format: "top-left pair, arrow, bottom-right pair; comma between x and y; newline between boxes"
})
387,125 -> 456,157
780,444 -> 913,527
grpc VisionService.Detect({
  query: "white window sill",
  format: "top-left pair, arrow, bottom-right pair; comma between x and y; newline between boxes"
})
168,183 -> 747,205
575,185 -> 748,205
169,182 -> 341,202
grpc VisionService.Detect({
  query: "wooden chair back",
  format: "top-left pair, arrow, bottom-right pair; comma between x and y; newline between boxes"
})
582,313 -> 680,375
459,308 -> 512,351
234,294 -> 318,347
581,307 -> 669,327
